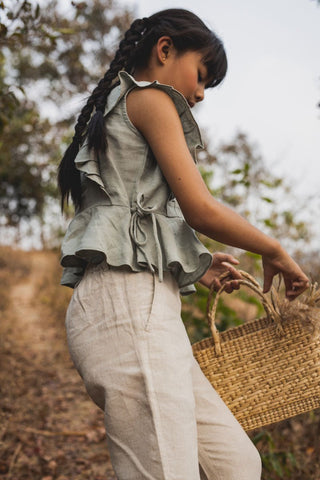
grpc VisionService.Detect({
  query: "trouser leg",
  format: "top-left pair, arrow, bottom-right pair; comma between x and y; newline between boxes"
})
66,263 -> 261,480
66,267 -> 201,480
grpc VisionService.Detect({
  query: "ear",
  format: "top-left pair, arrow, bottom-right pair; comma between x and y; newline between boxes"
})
155,36 -> 174,65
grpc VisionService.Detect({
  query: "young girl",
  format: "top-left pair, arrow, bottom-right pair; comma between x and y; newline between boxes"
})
58,9 -> 309,480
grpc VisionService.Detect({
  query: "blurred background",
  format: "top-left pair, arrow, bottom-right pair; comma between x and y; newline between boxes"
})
0,1 -> 319,479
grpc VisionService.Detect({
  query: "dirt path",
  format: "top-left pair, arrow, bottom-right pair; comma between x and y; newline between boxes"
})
9,252 -> 61,358
2,249 -> 320,480
0,251 -> 117,480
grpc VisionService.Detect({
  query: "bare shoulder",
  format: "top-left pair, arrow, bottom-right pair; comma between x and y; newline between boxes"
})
127,86 -> 175,108
126,87 -> 180,131
125,86 -> 212,229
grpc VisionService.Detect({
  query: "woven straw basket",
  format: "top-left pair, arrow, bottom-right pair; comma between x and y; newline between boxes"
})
192,271 -> 320,431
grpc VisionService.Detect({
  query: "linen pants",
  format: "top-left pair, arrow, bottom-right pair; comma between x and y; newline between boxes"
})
65,263 -> 262,480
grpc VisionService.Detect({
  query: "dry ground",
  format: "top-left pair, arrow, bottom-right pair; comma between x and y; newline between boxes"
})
0,250 -> 116,480
0,248 -> 320,480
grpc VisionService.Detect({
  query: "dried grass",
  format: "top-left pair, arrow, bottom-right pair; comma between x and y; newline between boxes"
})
0,246 -> 31,312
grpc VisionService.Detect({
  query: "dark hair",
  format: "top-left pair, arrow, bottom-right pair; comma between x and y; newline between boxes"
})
58,9 -> 227,210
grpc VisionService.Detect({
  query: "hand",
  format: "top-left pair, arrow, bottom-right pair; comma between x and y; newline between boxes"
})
262,244 -> 309,300
199,252 -> 242,293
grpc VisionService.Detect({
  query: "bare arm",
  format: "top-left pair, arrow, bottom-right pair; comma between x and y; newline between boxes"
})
126,88 -> 309,298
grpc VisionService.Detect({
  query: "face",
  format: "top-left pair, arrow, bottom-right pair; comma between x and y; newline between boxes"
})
163,50 -> 208,108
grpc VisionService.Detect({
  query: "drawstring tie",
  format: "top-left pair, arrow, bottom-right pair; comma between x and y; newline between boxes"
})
129,194 -> 163,282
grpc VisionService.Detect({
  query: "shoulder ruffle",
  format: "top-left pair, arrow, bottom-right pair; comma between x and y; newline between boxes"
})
61,72 -> 211,294
114,71 -> 204,162
74,71 -> 204,191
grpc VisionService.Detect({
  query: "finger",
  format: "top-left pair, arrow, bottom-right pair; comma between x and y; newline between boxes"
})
283,276 -> 294,299
211,277 -> 222,292
286,290 -> 302,301
231,280 -> 240,290
221,262 -> 242,279
213,253 -> 240,265
225,255 -> 240,265
263,270 -> 274,293
284,286 -> 301,300
286,280 -> 309,299
292,279 -> 309,290
222,279 -> 240,294
224,282 -> 233,294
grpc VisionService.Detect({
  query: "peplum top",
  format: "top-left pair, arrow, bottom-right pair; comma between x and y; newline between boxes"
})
60,71 -> 212,294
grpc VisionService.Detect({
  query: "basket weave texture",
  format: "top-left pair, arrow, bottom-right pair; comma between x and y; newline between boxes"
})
192,271 -> 320,431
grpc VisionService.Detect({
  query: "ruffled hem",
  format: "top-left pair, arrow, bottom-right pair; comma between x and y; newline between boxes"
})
61,72 -> 211,295
60,204 -> 212,295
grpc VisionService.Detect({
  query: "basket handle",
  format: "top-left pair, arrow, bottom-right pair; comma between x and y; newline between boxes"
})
207,270 -> 283,356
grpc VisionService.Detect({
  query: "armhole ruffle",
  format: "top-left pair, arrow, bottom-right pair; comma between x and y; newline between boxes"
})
111,71 -> 204,163
74,71 -> 204,193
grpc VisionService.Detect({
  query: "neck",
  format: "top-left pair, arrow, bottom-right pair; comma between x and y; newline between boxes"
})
133,67 -> 161,84
133,52 -> 170,84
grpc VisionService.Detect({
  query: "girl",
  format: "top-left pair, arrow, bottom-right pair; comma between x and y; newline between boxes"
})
58,9 -> 309,480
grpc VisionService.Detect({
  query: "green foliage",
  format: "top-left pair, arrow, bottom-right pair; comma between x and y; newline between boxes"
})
214,299 -> 243,331
182,280 -> 245,343
182,276 -> 266,343
0,0 -> 133,236
0,94 -> 53,225
0,4 -> 317,479
1,0 -> 133,100
198,132 -> 312,251
253,430 -> 297,478
185,132 -> 313,346
186,133 -> 317,480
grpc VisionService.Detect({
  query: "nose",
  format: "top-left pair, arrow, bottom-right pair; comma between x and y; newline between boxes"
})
195,84 -> 204,103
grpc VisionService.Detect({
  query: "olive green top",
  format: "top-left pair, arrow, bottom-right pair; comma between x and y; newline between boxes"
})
60,71 -> 212,294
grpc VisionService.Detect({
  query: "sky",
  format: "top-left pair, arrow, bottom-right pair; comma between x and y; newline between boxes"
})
123,0 -> 320,197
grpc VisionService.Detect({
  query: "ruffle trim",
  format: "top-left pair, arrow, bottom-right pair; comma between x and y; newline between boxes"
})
61,72 -> 210,294
74,71 -> 204,193
60,203 -> 212,295
114,71 -> 204,162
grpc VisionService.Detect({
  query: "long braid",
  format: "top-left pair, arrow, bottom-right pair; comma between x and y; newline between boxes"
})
58,17 -> 150,211
87,18 -> 149,154
58,10 -> 227,211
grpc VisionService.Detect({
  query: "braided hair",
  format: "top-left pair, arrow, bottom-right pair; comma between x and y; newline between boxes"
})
58,9 -> 227,210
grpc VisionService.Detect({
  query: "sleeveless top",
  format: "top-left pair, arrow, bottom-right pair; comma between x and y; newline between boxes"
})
60,71 -> 212,295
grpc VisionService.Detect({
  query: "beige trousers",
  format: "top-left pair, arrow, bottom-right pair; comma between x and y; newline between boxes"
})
65,264 -> 262,480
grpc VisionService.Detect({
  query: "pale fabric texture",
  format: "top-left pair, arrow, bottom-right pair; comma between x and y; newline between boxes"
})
66,263 -> 262,480
60,71 -> 212,294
